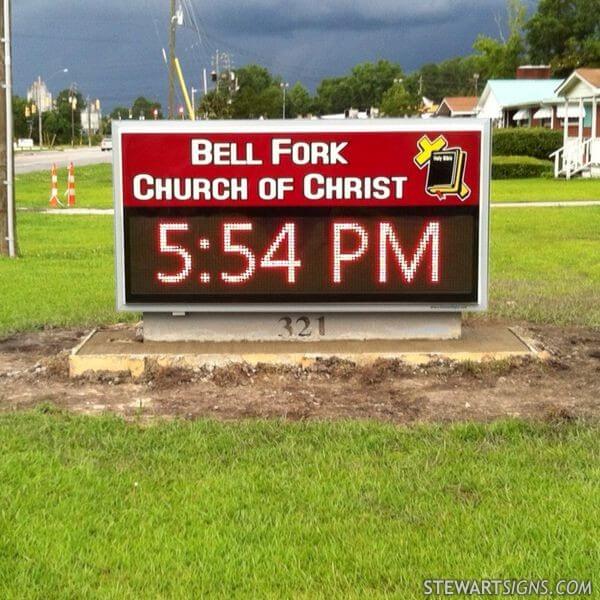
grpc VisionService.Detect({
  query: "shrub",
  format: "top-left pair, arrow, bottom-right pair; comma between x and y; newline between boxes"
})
493,128 -> 563,160
492,156 -> 553,179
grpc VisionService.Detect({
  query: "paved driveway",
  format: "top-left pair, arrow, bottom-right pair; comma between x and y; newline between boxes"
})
15,147 -> 112,174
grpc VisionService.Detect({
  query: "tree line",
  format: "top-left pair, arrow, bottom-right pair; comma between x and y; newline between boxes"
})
11,0 -> 599,138
203,0 -> 599,118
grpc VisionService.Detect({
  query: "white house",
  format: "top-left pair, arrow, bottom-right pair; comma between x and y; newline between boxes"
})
550,69 -> 600,178
476,78 -> 563,127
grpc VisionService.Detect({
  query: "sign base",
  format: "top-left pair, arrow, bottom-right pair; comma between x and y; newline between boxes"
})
142,312 -> 462,343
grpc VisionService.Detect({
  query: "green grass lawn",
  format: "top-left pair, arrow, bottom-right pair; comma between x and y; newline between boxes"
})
492,177 -> 600,203
489,207 -> 600,326
0,412 -> 597,598
15,164 -> 600,209
16,164 -> 113,209
0,214 -> 135,333
0,206 -> 599,335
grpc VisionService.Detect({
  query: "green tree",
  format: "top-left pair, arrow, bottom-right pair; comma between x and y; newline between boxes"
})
314,76 -> 354,114
110,106 -> 130,121
228,64 -> 283,119
288,82 -> 311,117
315,60 -> 403,114
51,89 -> 86,145
380,82 -> 419,116
131,97 -> 162,120
349,60 -> 404,108
199,90 -> 233,119
234,64 -> 274,95
12,96 -> 29,140
526,0 -> 600,74
406,56 -> 483,103
472,0 -> 527,79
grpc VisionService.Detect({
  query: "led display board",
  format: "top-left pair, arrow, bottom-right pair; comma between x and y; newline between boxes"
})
113,120 -> 490,312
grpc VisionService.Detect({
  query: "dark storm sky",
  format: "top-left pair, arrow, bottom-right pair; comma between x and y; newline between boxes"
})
12,0 -> 538,110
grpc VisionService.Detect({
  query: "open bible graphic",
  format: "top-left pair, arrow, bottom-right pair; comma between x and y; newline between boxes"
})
414,135 -> 471,201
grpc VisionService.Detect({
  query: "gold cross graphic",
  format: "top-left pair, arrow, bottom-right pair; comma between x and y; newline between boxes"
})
414,135 -> 447,168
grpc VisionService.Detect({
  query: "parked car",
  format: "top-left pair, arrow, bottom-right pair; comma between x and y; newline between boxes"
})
101,137 -> 113,152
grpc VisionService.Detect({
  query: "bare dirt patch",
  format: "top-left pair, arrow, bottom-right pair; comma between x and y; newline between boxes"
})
0,323 -> 598,423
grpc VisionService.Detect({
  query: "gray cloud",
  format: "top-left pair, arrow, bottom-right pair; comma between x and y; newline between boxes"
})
12,0 -> 537,110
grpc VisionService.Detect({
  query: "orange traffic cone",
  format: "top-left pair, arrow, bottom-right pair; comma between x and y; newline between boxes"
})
66,162 -> 76,207
49,164 -> 62,207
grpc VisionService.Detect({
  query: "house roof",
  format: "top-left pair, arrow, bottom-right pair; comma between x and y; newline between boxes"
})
478,79 -> 563,110
555,68 -> 600,96
576,68 -> 600,88
439,96 -> 478,114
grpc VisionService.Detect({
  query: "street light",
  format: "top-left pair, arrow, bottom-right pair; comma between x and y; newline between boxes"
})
68,83 -> 78,147
191,87 -> 198,117
36,68 -> 68,149
280,82 -> 289,119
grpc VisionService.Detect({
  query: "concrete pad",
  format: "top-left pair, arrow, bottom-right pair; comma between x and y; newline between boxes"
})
69,324 -> 538,379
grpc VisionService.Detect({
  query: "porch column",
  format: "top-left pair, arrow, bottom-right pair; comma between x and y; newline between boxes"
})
578,97 -> 584,143
593,95 -> 598,139
563,100 -> 569,146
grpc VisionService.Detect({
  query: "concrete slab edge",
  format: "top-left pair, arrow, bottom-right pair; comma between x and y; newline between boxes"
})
69,348 -> 538,380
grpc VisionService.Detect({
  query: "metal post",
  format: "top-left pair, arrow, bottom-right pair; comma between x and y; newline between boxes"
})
281,82 -> 289,119
87,95 -> 91,147
168,0 -> 176,119
174,57 -> 194,120
37,75 -> 43,148
1,0 -> 16,257
71,95 -> 75,147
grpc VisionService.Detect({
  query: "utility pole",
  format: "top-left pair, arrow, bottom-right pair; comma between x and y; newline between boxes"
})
0,0 -> 16,257
168,0 -> 177,119
214,49 -> 220,92
211,51 -> 232,94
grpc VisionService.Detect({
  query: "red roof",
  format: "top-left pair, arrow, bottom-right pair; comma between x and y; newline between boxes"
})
575,68 -> 600,89
440,96 -> 479,113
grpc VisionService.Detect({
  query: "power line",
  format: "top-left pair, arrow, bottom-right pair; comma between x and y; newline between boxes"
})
13,31 -> 141,45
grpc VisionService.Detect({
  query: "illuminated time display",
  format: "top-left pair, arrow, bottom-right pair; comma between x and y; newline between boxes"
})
115,123 -> 489,310
124,208 -> 478,303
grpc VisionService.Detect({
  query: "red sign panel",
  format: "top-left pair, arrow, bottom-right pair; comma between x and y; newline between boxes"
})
114,121 -> 490,311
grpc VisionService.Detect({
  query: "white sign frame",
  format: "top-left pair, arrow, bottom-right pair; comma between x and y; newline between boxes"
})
113,119 -> 491,313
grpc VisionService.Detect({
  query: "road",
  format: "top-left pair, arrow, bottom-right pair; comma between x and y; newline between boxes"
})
15,147 -> 112,174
